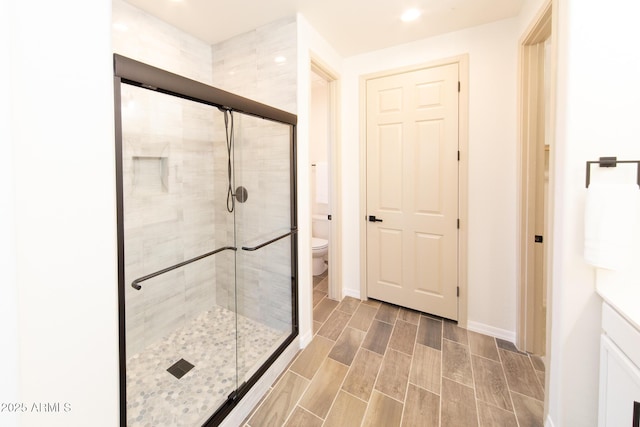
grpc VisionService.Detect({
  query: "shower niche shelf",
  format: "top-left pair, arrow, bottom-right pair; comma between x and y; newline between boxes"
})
132,155 -> 169,194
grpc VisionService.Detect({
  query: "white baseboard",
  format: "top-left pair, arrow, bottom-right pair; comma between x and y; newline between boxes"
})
299,329 -> 313,347
466,320 -> 516,343
220,337 -> 300,427
342,287 -> 361,299
340,289 -> 519,347
340,291 -> 518,347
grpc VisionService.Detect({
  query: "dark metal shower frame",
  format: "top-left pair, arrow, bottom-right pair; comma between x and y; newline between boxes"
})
113,54 -> 298,427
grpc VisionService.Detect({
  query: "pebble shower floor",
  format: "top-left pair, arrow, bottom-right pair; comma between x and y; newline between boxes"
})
126,305 -> 284,426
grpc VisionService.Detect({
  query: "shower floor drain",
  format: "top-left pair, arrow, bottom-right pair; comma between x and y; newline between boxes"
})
167,358 -> 195,379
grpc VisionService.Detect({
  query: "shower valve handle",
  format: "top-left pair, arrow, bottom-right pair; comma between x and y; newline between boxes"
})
368,215 -> 383,223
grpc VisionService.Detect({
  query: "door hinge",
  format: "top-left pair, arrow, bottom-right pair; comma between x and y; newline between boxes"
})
457,150 -> 460,161
457,286 -> 460,297
457,219 -> 460,229
458,81 -> 461,92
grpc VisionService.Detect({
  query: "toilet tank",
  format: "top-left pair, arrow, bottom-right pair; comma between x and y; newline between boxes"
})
312,214 -> 330,240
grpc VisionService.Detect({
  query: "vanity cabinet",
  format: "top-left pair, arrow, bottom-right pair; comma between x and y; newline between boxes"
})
599,302 -> 640,427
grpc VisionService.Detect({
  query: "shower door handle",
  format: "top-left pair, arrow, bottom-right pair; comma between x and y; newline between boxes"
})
241,229 -> 298,251
368,215 -> 383,223
130,246 -> 237,290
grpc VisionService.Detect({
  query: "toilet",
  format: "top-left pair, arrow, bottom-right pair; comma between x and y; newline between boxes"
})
312,237 -> 328,276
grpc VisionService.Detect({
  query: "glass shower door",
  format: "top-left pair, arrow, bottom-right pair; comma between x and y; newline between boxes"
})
115,54 -> 298,427
233,113 -> 296,385
120,83 -> 239,426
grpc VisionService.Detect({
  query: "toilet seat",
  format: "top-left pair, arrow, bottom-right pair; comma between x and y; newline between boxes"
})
312,237 -> 328,250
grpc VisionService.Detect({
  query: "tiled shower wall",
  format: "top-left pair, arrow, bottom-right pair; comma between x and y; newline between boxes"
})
211,16 -> 297,114
113,0 -> 298,353
121,86 -> 225,355
113,0 -> 220,356
211,17 -> 298,331
112,0 -> 214,86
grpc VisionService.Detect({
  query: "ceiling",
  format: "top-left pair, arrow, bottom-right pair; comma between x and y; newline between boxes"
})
123,0 -> 524,57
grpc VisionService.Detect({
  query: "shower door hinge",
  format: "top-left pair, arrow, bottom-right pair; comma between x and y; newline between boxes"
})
457,286 -> 460,297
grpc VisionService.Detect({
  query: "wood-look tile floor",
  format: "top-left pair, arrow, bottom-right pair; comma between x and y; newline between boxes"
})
244,275 -> 545,427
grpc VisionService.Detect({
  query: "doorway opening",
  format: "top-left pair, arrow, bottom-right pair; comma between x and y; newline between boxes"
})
518,0 -> 555,357
310,59 -> 342,302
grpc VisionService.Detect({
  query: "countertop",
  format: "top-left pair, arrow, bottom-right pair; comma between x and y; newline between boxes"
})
597,280 -> 640,332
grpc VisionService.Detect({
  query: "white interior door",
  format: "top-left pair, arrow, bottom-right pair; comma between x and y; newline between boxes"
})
365,63 -> 459,320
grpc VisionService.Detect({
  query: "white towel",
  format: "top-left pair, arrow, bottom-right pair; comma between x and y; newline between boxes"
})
584,182 -> 640,270
315,161 -> 329,204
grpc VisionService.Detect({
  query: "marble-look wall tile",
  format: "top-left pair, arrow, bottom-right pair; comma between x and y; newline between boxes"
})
210,18 -> 296,332
112,0 -> 213,85
216,113 -> 294,331
122,84 -> 221,354
115,0 -> 298,355
212,16 -> 297,114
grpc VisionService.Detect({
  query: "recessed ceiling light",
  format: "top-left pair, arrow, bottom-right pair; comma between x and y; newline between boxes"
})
401,8 -> 422,22
274,56 -> 287,64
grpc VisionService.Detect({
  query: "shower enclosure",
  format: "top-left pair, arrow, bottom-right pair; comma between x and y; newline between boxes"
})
113,55 -> 298,426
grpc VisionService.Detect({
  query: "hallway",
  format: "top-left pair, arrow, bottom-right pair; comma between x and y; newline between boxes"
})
244,277 -> 545,426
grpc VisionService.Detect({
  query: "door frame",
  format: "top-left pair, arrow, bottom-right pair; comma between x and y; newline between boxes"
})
359,55 -> 469,326
310,55 -> 343,301
517,0 -> 555,354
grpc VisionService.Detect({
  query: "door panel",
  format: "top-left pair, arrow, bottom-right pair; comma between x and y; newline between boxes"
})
378,124 -> 404,211
415,232 -> 443,295
377,227 -> 403,287
366,63 -> 459,320
415,120 -> 443,213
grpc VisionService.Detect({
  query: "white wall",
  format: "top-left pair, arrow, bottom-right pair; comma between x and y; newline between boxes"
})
310,77 -> 329,164
1,0 -> 19,425
8,1 -> 119,426
341,18 -> 521,337
310,75 -> 331,226
547,0 -> 640,425
518,0 -> 549,29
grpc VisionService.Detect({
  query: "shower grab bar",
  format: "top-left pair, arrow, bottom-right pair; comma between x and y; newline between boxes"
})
241,228 -> 298,252
131,246 -> 237,290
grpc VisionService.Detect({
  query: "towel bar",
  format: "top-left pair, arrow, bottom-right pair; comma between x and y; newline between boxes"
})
585,157 -> 640,188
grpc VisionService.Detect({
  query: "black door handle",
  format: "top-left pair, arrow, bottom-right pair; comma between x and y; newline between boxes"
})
368,215 -> 383,223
